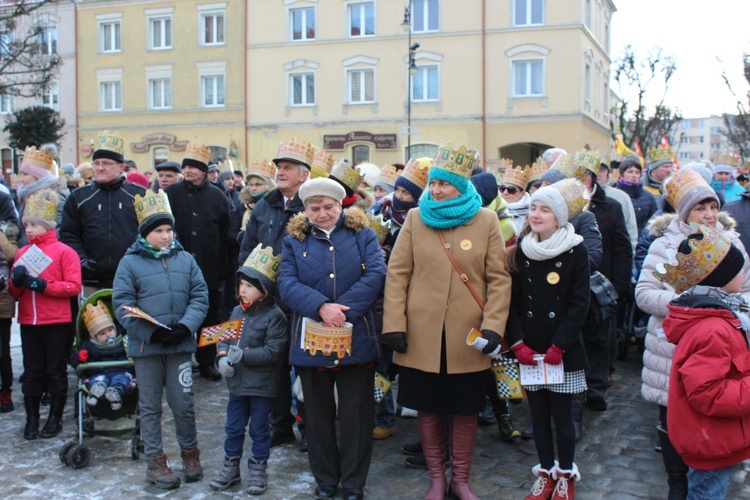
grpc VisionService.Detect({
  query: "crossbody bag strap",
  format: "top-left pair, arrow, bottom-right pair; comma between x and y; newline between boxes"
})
438,229 -> 485,310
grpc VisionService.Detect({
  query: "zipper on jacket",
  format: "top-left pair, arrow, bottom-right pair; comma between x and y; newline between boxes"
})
291,313 -> 301,364
32,290 -> 37,324
363,315 -> 371,336
162,258 -> 175,321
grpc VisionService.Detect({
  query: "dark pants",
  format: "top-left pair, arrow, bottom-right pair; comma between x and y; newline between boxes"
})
658,405 -> 688,500
224,394 -> 273,461
298,365 -> 375,490
583,316 -> 612,400
0,318 -> 12,392
20,323 -> 70,397
195,289 -> 222,367
527,389 -> 575,470
270,355 -> 297,434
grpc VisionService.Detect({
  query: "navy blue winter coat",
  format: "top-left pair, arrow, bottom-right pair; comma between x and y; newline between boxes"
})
278,207 -> 386,368
615,180 -> 658,233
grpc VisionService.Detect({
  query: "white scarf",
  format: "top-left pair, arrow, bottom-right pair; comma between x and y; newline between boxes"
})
520,222 -> 583,261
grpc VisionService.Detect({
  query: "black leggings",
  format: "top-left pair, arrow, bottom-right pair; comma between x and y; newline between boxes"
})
527,389 -> 575,470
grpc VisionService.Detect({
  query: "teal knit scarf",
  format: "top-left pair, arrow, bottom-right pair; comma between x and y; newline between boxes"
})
419,169 -> 482,229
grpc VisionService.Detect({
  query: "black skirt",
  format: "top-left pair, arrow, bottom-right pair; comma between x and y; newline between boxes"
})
397,366 -> 487,416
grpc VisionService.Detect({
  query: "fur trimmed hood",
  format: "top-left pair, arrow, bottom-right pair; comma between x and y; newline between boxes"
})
647,212 -> 736,238
287,206 -> 369,241
354,188 -> 374,212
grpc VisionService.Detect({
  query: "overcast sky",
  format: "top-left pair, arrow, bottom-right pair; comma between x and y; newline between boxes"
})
610,0 -> 750,119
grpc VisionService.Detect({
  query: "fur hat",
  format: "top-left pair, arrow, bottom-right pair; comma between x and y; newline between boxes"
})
530,178 -> 587,227
299,178 -> 346,204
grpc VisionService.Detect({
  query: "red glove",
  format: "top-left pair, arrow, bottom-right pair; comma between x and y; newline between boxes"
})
78,350 -> 88,363
543,345 -> 564,365
511,341 -> 539,366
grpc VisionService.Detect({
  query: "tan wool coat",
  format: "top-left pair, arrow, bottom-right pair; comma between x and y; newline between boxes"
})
383,207 -> 511,374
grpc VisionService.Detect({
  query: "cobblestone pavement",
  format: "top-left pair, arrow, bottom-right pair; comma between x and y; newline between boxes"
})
2,324 -> 750,499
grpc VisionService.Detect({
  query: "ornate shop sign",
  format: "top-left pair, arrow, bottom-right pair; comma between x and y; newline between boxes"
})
323,131 -> 398,151
130,133 -> 189,153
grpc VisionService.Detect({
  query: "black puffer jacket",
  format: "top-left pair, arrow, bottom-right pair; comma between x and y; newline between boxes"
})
239,188 -> 304,264
570,210 -> 602,274
60,176 -> 145,287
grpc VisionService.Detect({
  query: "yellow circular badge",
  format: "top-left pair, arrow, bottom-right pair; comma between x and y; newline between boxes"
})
460,239 -> 473,251
547,272 -> 560,285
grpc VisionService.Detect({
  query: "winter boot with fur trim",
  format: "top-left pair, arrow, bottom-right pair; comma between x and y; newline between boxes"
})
551,463 -> 580,500
524,463 -> 558,500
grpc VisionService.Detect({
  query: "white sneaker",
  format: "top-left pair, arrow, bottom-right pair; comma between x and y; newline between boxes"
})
400,406 -> 418,418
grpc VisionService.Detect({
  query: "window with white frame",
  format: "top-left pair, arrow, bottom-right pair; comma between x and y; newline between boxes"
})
603,81 -> 608,114
584,63 -> 591,101
679,152 -> 690,160
290,72 -> 315,105
290,7 -> 315,41
149,16 -> 172,50
40,25 -> 57,56
40,82 -> 59,110
514,0 -> 543,26
100,81 -> 122,111
412,65 -> 439,102
349,2 -> 374,37
0,94 -> 12,114
200,11 -> 225,46
99,20 -> 121,53
149,78 -> 172,109
412,0 -> 439,32
697,120 -> 705,128
512,59 -> 544,96
681,121 -> 691,129
202,75 -> 225,107
348,68 -> 375,104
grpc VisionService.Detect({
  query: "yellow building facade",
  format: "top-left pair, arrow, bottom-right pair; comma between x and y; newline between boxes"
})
76,0 -> 246,171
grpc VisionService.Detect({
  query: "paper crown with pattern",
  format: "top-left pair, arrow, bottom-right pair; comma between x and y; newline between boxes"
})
648,144 -> 673,163
550,153 -> 586,181
274,137 -> 314,168
664,168 -> 709,213
653,225 -> 732,293
432,143 -> 478,179
552,178 -> 588,221
501,166 -> 528,189
242,244 -> 281,283
23,189 -> 58,223
526,157 -> 548,184
83,300 -> 115,337
95,130 -> 124,156
248,159 -> 277,180
134,190 -> 172,226
330,159 -> 363,193
184,142 -> 211,166
367,213 -> 392,245
21,146 -> 56,174
376,165 -> 399,187
311,149 -> 334,179
399,157 -> 432,190
573,149 -> 603,174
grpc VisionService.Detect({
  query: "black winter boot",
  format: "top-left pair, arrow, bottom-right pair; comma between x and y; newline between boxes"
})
571,392 -> 585,442
23,396 -> 40,440
39,394 -> 66,438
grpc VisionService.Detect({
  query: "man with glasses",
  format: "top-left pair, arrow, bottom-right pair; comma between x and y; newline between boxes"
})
61,131 -> 146,294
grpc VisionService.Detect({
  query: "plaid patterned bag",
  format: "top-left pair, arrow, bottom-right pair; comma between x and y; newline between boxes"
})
491,356 -> 526,400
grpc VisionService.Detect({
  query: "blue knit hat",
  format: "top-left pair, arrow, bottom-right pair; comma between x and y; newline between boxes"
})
428,165 -> 470,194
395,175 -> 424,201
471,172 -> 499,206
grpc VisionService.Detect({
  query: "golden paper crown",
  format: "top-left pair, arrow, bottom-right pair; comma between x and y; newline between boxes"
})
551,178 -> 588,221
82,300 -> 115,337
23,189 -> 58,222
248,159 -> 277,180
551,153 -> 586,181
134,189 -> 172,226
330,159 -> 363,193
367,213 -> 392,245
648,144 -> 672,163
21,146 -> 56,173
399,157 -> 432,190
376,165 -> 399,187
184,142 -> 211,165
275,137 -> 314,167
653,225 -> 732,293
572,149 -> 603,174
527,157 -> 548,183
311,148 -> 334,179
96,130 -> 124,156
502,166 -> 528,189
432,143 -> 477,179
242,244 -> 281,283
498,158 -> 514,170
663,168 -> 711,212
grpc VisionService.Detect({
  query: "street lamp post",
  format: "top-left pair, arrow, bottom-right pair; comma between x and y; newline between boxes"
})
402,5 -> 419,162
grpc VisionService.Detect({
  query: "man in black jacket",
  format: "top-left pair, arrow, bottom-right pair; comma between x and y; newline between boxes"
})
166,144 -> 232,381
60,131 -> 146,292
239,137 -> 312,450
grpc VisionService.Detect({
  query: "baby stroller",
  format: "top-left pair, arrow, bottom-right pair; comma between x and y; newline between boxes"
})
59,289 -> 142,469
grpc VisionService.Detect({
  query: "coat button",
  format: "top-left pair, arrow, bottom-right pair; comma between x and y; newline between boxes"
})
549,312 -> 556,319
528,296 -> 532,300
528,278 -> 532,283
329,273 -> 334,278
329,246 -> 333,251
555,262 -> 562,268
192,231 -> 197,236
524,261 -> 529,267
527,311 -> 533,318
334,359 -> 339,365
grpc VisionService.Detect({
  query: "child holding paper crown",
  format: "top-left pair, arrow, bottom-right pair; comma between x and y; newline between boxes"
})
71,300 -> 135,411
505,179 -> 590,500
210,244 -> 288,495
113,189 -> 208,490
655,226 -> 750,499
9,189 -> 82,440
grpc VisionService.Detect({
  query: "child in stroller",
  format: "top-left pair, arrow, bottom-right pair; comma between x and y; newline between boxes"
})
71,299 -> 135,411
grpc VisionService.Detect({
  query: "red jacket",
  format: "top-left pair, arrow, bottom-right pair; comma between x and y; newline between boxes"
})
9,230 -> 82,325
664,296 -> 750,470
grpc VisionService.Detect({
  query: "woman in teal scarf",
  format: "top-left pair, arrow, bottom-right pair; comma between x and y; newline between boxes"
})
383,143 -> 512,500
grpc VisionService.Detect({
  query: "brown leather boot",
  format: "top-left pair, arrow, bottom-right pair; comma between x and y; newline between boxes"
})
418,412 -> 447,500
181,447 -> 204,482
447,414 -> 479,500
146,453 -> 180,489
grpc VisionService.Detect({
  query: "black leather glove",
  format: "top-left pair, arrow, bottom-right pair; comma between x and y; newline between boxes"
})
480,329 -> 502,355
81,259 -> 96,280
169,323 -> 193,340
11,265 -> 46,293
382,332 -> 407,354
151,324 -> 191,346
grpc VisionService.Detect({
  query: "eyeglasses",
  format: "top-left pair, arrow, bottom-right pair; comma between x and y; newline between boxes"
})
499,185 -> 521,195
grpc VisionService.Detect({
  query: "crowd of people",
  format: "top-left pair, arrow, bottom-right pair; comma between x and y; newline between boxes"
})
1,132 -> 750,500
